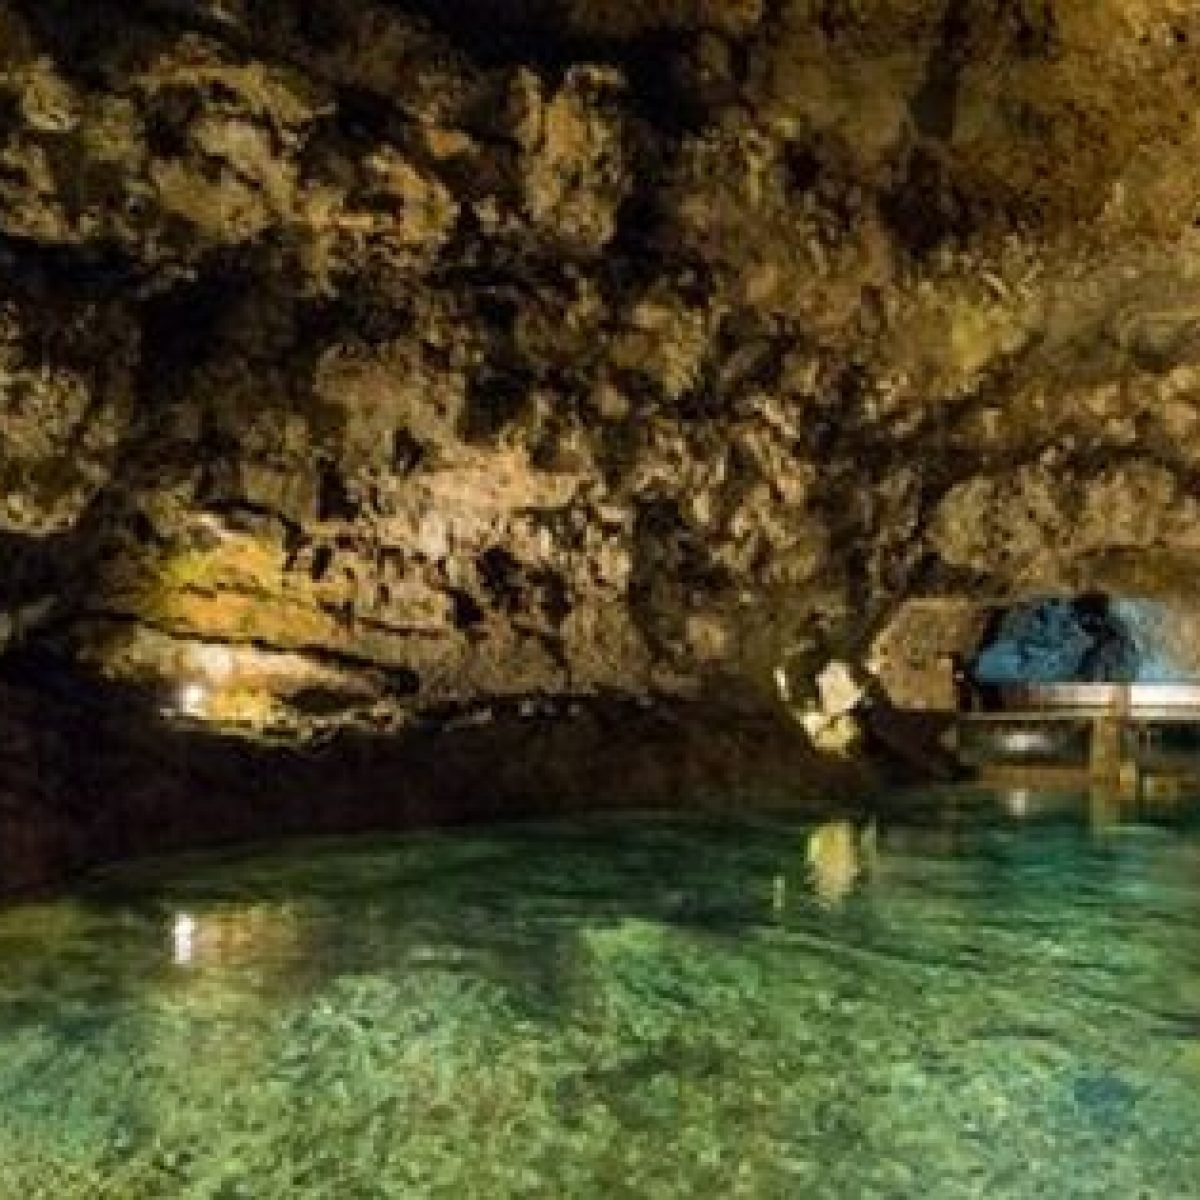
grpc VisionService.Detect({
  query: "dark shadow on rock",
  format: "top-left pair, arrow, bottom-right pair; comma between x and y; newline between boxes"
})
0,662 -> 877,898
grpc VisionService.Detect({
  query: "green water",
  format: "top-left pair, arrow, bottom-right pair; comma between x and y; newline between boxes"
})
2,789 -> 1200,1199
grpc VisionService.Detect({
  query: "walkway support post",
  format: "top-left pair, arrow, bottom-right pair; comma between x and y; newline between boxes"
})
1089,713 -> 1123,785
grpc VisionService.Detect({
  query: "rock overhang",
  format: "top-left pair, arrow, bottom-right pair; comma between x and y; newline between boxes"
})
0,0 -> 1199,742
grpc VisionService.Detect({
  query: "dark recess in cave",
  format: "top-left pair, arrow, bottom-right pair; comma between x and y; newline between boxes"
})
316,462 -> 359,521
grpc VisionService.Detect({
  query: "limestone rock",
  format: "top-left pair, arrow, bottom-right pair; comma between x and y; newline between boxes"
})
0,299 -> 134,535
930,461 -> 1200,589
1,0 -> 1200,745
514,66 -> 630,253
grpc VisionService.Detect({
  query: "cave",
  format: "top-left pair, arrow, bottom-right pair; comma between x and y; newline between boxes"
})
969,594 -> 1200,691
971,595 -> 1144,689
4,1 -> 1200,1193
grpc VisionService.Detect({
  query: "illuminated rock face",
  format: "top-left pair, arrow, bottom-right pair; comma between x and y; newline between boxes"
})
2,1 -> 1200,738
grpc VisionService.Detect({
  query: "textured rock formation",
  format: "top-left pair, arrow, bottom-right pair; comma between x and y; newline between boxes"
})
3,2 -> 1200,789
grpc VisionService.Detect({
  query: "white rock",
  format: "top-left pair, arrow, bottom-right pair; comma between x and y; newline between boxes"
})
817,660 -> 863,717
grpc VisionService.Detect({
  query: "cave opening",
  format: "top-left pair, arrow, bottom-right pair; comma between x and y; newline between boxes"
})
955,594 -> 1200,770
868,593 -> 1200,717
972,593 -> 1136,689
967,594 -> 1200,696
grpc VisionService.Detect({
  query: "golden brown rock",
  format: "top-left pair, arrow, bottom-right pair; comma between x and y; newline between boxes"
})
1,0 -> 1199,743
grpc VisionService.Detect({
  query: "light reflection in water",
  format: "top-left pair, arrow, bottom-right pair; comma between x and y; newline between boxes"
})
805,819 -> 878,908
171,912 -> 196,966
1004,788 -> 1033,817
168,904 -> 303,970
993,782 -> 1200,834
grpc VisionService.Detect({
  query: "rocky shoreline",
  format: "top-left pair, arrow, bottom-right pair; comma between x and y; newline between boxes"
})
0,667 -> 877,894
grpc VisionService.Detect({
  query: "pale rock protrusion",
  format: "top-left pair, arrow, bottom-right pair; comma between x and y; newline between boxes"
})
793,660 -> 865,755
514,66 -> 630,253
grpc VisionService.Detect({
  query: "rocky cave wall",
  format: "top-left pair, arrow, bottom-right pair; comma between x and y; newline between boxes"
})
4,0 -> 1200,741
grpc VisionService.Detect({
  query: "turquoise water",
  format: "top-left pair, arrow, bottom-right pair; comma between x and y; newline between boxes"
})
2,788 -> 1200,1198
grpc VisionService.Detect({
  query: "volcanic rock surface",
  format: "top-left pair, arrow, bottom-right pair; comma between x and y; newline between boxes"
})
3,1 -> 1200,881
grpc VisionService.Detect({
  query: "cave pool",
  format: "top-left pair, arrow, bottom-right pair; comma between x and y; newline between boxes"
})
2,787 -> 1200,1198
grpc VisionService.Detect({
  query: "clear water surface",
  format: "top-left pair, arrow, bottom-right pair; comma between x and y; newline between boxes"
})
2,786 -> 1200,1199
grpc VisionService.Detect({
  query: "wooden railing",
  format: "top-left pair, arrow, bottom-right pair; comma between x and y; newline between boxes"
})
959,681 -> 1200,787
992,682 -> 1200,713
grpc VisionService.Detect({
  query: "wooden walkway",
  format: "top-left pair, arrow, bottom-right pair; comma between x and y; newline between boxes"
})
955,682 -> 1200,787
965,682 -> 1200,720
963,707 -> 1200,723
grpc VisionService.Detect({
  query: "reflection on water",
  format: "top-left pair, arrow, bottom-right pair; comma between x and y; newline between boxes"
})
169,905 -> 304,970
992,780 -> 1200,835
804,818 -> 878,908
170,911 -> 195,965
2,790 -> 1200,1197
